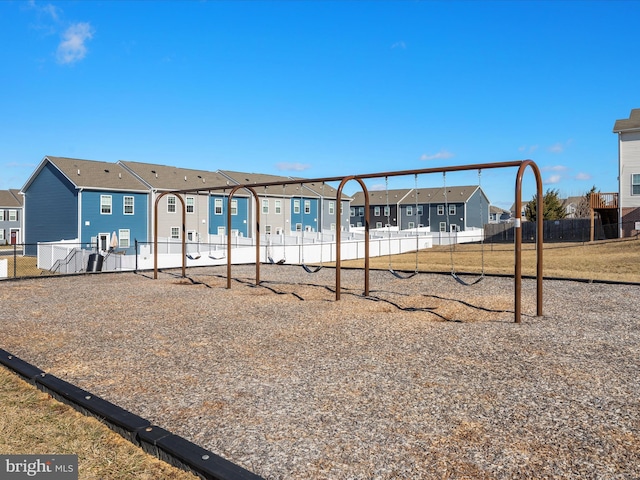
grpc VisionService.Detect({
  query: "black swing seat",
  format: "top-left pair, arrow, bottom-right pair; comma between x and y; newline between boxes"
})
302,264 -> 323,274
268,257 -> 286,265
451,272 -> 485,286
389,268 -> 417,280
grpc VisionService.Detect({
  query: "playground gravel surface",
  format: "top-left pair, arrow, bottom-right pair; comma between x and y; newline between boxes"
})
1,265 -> 639,479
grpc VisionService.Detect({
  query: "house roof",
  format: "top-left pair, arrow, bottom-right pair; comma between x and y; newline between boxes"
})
23,156 -> 148,192
490,205 -> 509,215
0,189 -> 23,208
351,186 -> 481,206
613,108 -> 640,132
119,160 -> 232,192
219,170 -> 312,197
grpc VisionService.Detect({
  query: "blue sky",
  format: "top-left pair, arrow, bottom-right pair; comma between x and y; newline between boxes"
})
1,0 -> 638,209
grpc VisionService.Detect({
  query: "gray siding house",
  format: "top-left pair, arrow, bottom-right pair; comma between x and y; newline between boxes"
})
0,189 -> 23,244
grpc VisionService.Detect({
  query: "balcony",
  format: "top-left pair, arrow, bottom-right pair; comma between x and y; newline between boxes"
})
590,192 -> 618,210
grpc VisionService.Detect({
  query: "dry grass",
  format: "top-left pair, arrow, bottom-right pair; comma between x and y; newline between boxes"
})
339,237 -> 640,283
0,367 -> 199,480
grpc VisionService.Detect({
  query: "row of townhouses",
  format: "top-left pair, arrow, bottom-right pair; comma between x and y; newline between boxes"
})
3,106 -> 640,256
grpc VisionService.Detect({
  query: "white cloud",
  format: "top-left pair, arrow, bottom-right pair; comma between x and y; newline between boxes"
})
543,165 -> 568,172
369,183 -> 386,191
275,162 -> 311,172
548,139 -> 573,154
518,145 -> 539,155
56,22 -> 94,64
575,172 -> 592,181
28,0 -> 60,21
391,41 -> 406,49
420,149 -> 454,161
544,175 -> 562,184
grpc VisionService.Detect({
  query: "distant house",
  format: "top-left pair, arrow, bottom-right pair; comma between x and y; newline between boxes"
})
351,185 -> 489,232
21,156 -> 149,255
613,108 -> 640,237
0,189 -> 23,245
489,206 -> 511,224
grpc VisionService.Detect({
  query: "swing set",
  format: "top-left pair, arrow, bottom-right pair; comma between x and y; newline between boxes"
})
153,159 -> 543,323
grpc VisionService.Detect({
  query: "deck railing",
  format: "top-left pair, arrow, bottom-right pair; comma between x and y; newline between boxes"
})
590,192 -> 618,209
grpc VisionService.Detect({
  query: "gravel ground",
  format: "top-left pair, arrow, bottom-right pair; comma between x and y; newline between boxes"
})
1,265 -> 639,479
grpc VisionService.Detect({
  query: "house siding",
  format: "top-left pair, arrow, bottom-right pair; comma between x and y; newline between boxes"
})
209,194 -> 250,237
291,197 -> 319,231
80,190 -> 148,254
0,209 -> 22,244
619,131 -> 640,208
24,162 -> 78,255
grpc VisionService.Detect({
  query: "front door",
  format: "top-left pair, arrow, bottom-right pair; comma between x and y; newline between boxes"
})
9,229 -> 19,245
98,233 -> 110,253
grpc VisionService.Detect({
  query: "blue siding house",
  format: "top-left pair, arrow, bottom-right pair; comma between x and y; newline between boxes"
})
21,156 -> 149,255
0,189 -> 24,245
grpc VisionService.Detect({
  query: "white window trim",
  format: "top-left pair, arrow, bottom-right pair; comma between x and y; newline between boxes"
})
167,195 -> 177,213
262,199 -> 269,214
231,199 -> 238,215
406,206 -> 413,216
101,195 -> 112,215
0,210 -> 4,221
449,205 -> 456,215
214,198 -> 223,215
170,227 -> 180,239
8,210 -> 17,222
437,205 -> 445,215
374,206 -> 381,216
329,202 -> 335,215
275,200 -> 282,215
632,173 -> 640,196
304,200 -> 311,214
186,196 -> 195,214
123,196 -> 134,215
294,199 -> 300,214
118,229 -> 130,248
439,222 -> 447,232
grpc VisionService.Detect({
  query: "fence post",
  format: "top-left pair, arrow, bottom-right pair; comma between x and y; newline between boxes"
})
13,244 -> 17,278
135,239 -> 138,273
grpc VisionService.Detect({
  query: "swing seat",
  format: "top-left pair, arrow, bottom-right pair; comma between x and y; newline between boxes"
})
208,251 -> 225,260
451,272 -> 485,286
302,264 -> 323,274
268,257 -> 286,265
186,253 -> 201,260
389,268 -> 417,280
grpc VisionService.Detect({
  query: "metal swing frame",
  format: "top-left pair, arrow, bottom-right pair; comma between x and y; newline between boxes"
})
385,175 -> 420,280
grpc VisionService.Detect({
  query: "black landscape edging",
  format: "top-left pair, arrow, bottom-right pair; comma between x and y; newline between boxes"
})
0,348 -> 264,480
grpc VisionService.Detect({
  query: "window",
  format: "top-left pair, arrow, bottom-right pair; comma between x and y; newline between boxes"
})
8,210 -> 17,222
408,222 -> 415,229
293,199 -> 300,214
437,205 -> 445,215
633,174 -> 640,195
451,224 -> 459,232
304,200 -> 311,214
383,206 -> 390,217
0,230 -> 4,240
217,226 -> 225,236
265,225 -> 272,234
275,200 -> 282,214
215,198 -> 223,215
167,195 -> 176,213
439,222 -> 447,232
374,206 -> 381,216
187,231 -> 196,241
170,227 -> 180,239
295,223 -> 302,232
358,207 -> 364,215
376,222 -> 383,228
262,199 -> 269,214
328,202 -> 334,215
350,207 -> 355,216
186,196 -> 195,214
449,205 -> 456,215
406,206 -> 413,216
119,229 -> 130,248
231,199 -> 238,215
123,196 -> 134,215
417,205 -> 423,215
101,195 -> 112,214
0,211 -> 3,221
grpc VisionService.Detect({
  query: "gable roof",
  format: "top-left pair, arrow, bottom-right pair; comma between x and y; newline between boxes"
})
22,156 -> 148,192
119,160 -> 231,192
0,189 -> 23,208
613,108 -> 640,133
219,170 -> 308,196
351,186 -> 482,206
